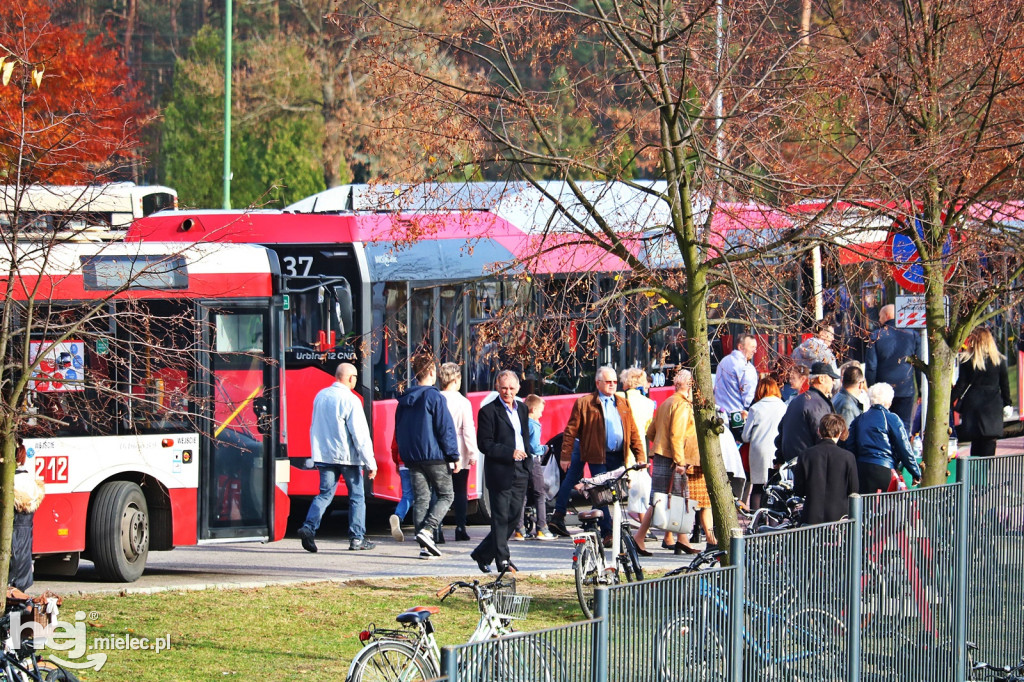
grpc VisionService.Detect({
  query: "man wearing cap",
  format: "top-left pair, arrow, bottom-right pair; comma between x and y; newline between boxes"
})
774,361 -> 840,465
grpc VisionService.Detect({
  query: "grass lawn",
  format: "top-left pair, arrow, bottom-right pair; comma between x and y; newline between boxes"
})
49,575 -> 583,681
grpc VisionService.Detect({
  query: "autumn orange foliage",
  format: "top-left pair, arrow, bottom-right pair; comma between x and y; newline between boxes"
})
0,0 -> 148,184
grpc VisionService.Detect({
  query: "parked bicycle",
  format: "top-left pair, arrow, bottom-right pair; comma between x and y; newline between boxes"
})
572,463 -> 647,618
968,642 -> 1024,681
345,573 -> 562,681
0,611 -> 79,682
655,547 -> 846,681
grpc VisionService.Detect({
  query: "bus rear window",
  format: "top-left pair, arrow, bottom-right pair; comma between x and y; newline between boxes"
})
82,255 -> 188,290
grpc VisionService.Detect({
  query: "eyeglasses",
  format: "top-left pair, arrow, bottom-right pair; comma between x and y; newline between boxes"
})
601,380 -> 618,384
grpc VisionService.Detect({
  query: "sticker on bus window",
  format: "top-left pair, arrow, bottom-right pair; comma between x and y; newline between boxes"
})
29,341 -> 85,392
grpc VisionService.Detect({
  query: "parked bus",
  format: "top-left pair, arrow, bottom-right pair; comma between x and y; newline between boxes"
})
126,182 -> 678,517
1,183 -> 177,233
9,241 -> 287,581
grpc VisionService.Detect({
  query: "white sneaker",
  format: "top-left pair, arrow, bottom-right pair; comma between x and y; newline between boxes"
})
416,529 -> 442,556
418,548 -> 433,560
389,515 -> 405,542
535,529 -> 556,541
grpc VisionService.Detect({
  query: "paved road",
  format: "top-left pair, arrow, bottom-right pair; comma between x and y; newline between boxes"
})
35,510 -> 695,595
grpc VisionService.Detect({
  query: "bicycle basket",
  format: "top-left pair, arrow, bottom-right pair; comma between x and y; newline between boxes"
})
493,592 -> 531,620
586,479 -> 627,506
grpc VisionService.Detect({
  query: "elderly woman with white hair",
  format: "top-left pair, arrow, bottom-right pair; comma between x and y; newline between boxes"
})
845,382 -> 922,494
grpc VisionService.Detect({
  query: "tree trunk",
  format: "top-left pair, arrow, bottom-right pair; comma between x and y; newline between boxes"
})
0,435 -> 17,610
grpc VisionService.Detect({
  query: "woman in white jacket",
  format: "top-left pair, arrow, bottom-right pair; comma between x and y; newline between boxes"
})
440,362 -> 481,542
742,376 -> 788,509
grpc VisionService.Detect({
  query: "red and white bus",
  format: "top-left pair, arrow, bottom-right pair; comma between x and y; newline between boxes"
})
126,182 -> 673,516
9,241 -> 288,581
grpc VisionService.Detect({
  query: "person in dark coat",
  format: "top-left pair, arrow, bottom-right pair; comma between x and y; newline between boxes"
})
774,362 -> 840,465
471,369 -> 532,574
865,304 -> 921,434
847,382 -> 921,493
952,326 -> 1012,458
794,414 -> 859,524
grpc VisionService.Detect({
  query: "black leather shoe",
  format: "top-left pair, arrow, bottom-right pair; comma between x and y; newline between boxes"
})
498,560 -> 518,574
434,528 -> 446,545
548,515 -> 570,537
455,526 -> 471,542
471,552 -> 492,574
297,527 -> 317,553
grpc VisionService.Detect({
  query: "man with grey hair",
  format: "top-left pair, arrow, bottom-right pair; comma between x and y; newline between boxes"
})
471,369 -> 531,573
298,362 -> 377,553
548,366 -> 644,541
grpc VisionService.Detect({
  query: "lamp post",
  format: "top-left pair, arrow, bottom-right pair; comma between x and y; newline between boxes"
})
222,0 -> 233,209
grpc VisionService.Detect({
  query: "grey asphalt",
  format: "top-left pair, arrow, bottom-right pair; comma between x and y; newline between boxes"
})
34,510 -> 695,596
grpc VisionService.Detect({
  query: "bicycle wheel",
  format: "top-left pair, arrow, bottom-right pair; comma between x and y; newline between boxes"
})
347,640 -> 434,682
620,532 -> 645,582
654,610 -> 727,682
574,542 -> 600,618
38,661 -> 81,682
777,607 -> 847,682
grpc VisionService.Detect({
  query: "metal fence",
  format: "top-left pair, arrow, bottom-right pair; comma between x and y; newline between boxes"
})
438,452 -> 1024,682
966,454 -> 1024,669
441,618 -> 597,682
605,563 -> 736,681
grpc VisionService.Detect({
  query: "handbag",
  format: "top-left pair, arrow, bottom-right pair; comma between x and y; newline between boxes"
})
650,473 -> 696,534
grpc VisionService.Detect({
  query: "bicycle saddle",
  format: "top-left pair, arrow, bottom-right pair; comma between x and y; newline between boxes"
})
396,606 -> 439,624
578,509 -> 604,521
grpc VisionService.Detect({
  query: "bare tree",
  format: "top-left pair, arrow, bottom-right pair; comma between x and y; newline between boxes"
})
785,0 -> 1024,484
361,0 -> 862,550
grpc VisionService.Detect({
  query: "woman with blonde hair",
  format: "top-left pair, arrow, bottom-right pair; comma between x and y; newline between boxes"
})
952,327 -> 1011,457
617,367 -> 656,466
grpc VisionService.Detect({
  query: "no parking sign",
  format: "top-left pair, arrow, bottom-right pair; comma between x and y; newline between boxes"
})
886,214 -> 957,293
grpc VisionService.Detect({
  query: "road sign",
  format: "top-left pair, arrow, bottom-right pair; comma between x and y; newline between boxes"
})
895,295 -> 947,328
887,215 -> 957,293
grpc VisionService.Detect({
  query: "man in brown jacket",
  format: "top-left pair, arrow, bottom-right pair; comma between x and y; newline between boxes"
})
548,366 -> 644,540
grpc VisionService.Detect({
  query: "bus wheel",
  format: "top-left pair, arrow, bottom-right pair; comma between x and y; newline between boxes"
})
89,481 -> 150,582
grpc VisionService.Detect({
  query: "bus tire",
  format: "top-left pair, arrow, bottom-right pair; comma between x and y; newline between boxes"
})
89,481 -> 150,582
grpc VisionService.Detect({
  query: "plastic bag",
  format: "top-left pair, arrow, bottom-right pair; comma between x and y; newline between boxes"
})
628,468 -> 652,516
542,453 -> 561,501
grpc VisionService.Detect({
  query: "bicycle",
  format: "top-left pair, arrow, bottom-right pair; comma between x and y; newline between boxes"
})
0,612 -> 80,682
345,573 -> 561,682
572,463 -> 647,618
968,641 -> 1024,681
653,562 -> 847,681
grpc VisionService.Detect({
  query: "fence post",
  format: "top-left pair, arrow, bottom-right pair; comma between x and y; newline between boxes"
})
847,494 -> 863,682
729,529 -> 745,682
593,587 -> 609,682
953,455 -> 971,682
441,645 -> 458,682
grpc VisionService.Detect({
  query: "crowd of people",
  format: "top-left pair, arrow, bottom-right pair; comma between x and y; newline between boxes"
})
292,314 -> 1012,574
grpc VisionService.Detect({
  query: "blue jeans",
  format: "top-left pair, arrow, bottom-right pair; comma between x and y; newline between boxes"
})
395,468 -> 414,522
302,463 -> 366,541
554,445 -> 622,537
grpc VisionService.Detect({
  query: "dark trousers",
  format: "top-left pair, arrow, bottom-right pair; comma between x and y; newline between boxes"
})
890,396 -> 915,434
408,461 -> 454,534
517,456 -> 549,531
451,468 -> 470,528
858,461 -> 894,495
970,438 -> 997,458
9,512 -> 33,591
473,465 -> 530,568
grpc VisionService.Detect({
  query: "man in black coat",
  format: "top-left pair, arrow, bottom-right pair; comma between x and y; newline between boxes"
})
794,414 -> 859,524
471,369 -> 532,574
865,304 -> 921,433
774,362 -> 840,465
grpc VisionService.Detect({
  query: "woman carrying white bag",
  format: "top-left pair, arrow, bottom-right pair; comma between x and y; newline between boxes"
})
633,369 -> 710,555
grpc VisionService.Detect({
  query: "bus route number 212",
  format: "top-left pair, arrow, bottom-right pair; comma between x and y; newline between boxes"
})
35,456 -> 69,484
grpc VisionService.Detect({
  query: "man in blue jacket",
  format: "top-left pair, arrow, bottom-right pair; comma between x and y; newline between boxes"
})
395,353 -> 460,559
865,304 -> 921,433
